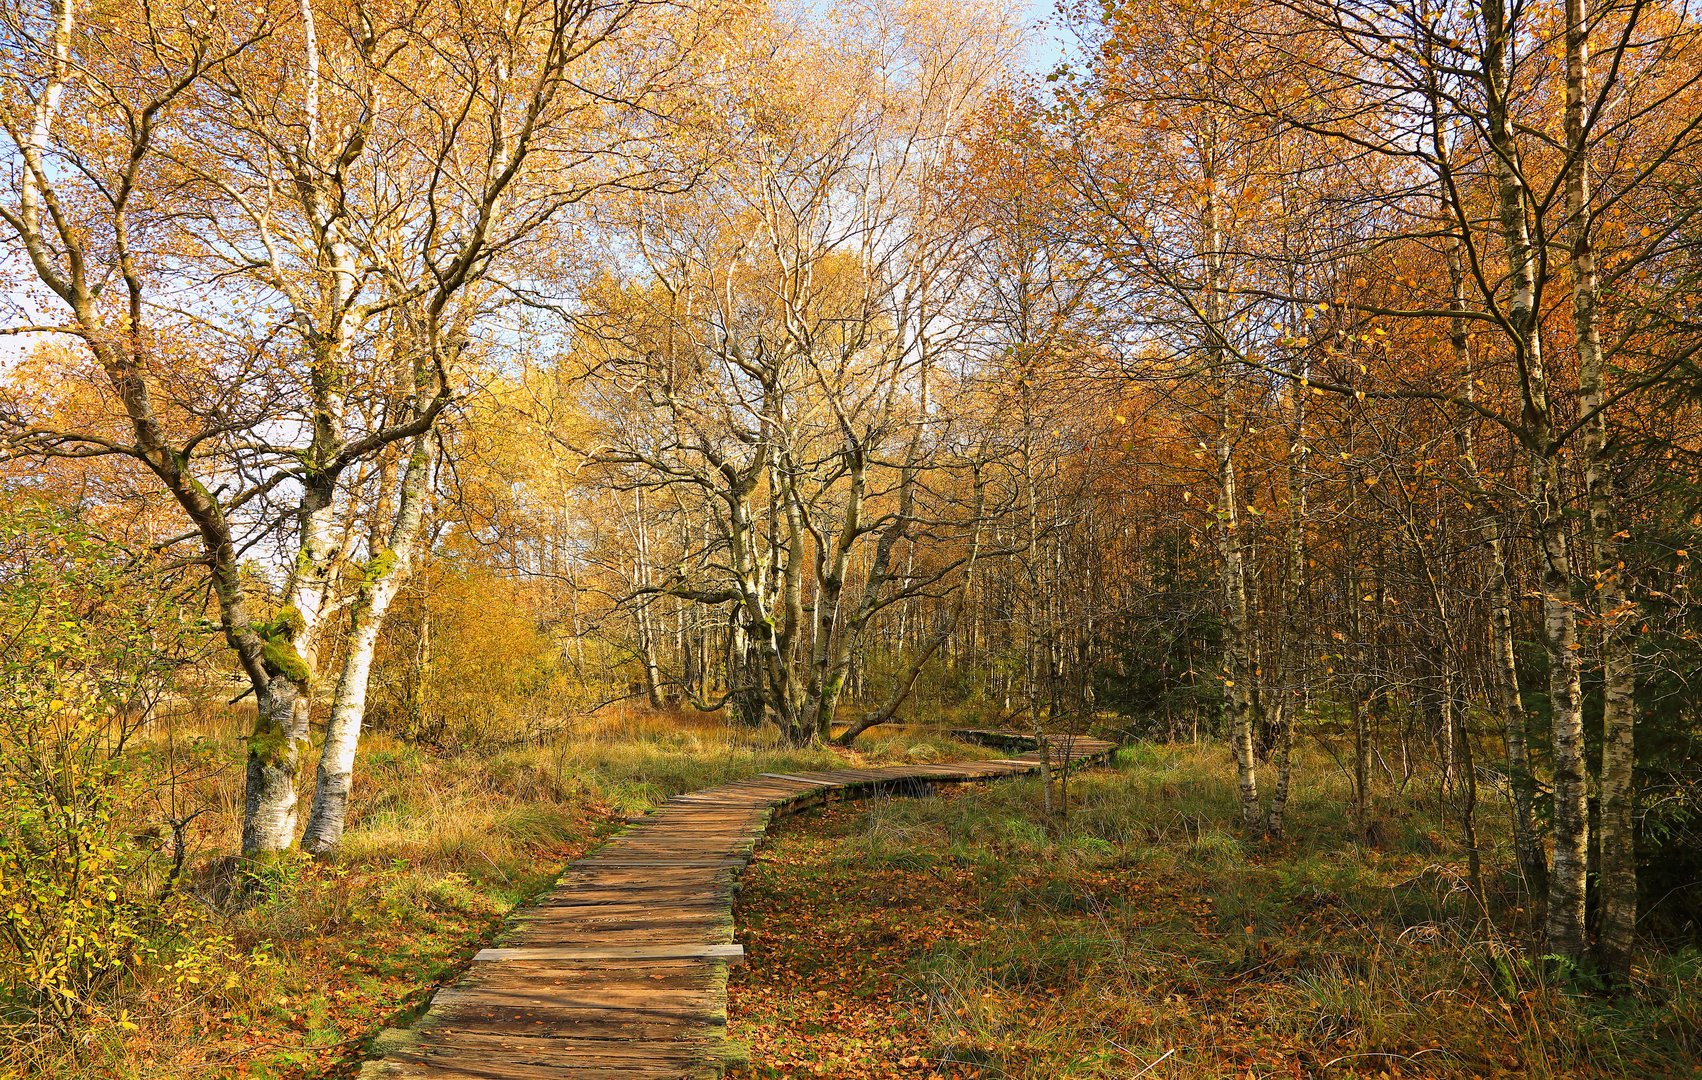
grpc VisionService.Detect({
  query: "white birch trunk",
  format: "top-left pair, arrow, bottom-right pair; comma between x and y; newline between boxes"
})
1564,0 -> 1638,978
1481,0 -> 1590,959
300,436 -> 435,854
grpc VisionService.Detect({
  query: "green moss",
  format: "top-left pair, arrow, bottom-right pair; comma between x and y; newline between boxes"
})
247,726 -> 291,760
365,547 -> 398,583
250,604 -> 312,683
269,604 -> 306,638
262,637 -> 311,684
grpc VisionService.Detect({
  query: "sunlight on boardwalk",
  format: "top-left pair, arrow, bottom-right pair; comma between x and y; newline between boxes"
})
361,739 -> 1114,1078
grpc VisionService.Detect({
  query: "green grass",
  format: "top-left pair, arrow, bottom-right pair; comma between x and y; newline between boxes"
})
728,743 -> 1702,1079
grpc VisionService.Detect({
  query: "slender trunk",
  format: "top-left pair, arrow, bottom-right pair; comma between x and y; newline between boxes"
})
1269,700 -> 1293,838
773,457 -> 809,744
1267,368 -> 1307,839
633,492 -> 665,708
1203,158 -> 1261,833
1351,691 -> 1370,837
636,603 -> 665,706
1562,0 -> 1637,979
1482,0 -> 1589,961
1344,455 -> 1374,839
299,616 -> 382,854
1537,456 -> 1590,963
1454,680 -> 1486,907
1220,438 -> 1261,834
301,437 -> 434,855
1489,525 -> 1547,893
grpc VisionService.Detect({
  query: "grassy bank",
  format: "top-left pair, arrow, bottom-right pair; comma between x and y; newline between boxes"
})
17,709 -> 977,1079
727,744 -> 1702,1079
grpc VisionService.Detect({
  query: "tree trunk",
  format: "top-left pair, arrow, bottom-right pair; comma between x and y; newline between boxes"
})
242,673 -> 311,855
1481,0 -> 1590,962
1536,457 -> 1591,964
1488,524 -> 1548,894
1562,0 -> 1637,979
1267,351 -> 1308,839
1203,163 -> 1262,834
301,437 -> 434,855
1220,441 -> 1263,835
1351,691 -> 1370,838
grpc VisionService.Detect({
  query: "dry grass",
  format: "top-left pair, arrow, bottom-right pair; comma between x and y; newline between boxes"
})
6,703 -> 975,1079
728,743 -> 1702,1079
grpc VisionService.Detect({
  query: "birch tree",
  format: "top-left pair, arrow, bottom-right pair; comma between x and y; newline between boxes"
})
0,0 -> 708,856
562,0 -> 1017,744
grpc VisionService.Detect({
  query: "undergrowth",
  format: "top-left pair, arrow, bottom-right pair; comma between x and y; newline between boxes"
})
728,743 -> 1702,1079
8,707 -> 974,1078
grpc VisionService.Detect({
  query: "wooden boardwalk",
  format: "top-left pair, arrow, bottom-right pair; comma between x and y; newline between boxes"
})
361,733 -> 1116,1079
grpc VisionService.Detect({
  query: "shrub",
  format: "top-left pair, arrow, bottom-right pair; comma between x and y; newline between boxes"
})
0,504 -> 226,1045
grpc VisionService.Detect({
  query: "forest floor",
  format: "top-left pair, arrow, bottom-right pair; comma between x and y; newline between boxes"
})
35,708 -> 983,1079
35,719 -> 1702,1078
727,744 -> 1702,1079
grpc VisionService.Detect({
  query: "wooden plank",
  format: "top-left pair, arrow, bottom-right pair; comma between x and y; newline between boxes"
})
473,943 -> 745,963
568,859 -> 748,869
756,772 -> 838,787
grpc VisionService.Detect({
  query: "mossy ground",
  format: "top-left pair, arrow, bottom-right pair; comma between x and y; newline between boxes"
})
727,744 -> 1702,1079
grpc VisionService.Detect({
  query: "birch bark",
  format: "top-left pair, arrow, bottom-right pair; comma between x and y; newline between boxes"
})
1481,0 -> 1590,959
1563,0 -> 1638,979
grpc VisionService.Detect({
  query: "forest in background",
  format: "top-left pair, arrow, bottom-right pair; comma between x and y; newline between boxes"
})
2,0 -> 1701,1073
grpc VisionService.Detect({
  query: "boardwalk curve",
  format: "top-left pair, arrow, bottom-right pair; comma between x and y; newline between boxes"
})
361,731 -> 1116,1079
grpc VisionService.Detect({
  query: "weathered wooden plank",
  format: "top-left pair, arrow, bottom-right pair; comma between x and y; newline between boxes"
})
568,859 -> 748,869
755,773 -> 838,786
446,959 -> 718,988
391,1038 -> 718,1057
368,1068 -> 718,1080
421,998 -> 722,1026
473,943 -> 746,963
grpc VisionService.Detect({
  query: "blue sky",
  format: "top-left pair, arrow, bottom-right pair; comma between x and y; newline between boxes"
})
1021,0 -> 1073,74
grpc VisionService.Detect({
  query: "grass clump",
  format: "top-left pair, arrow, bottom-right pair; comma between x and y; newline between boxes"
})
728,743 -> 1702,1079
